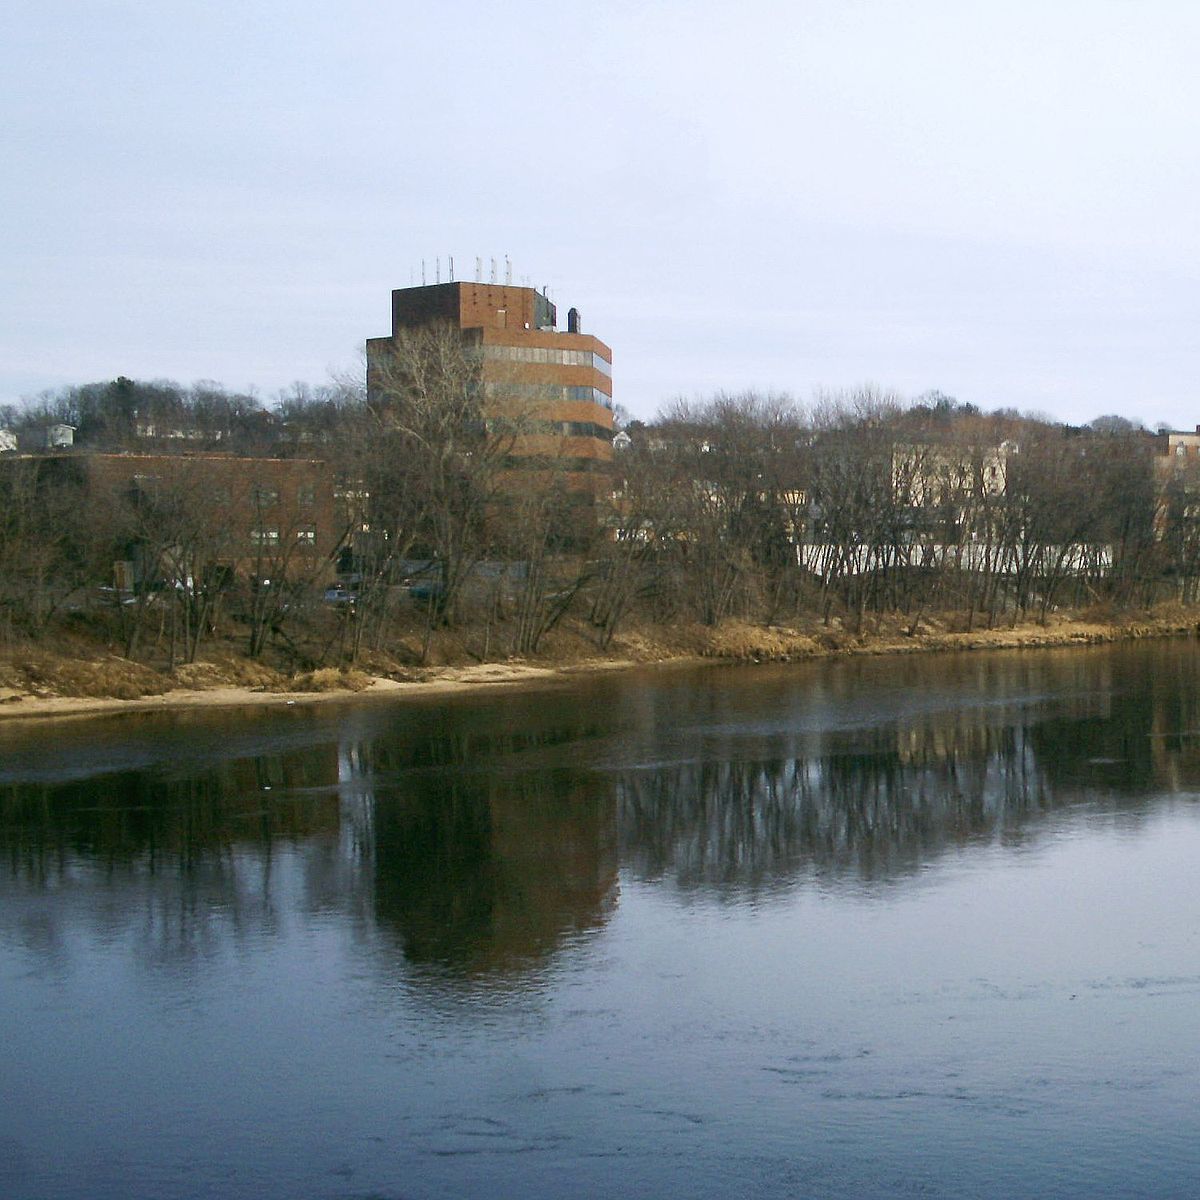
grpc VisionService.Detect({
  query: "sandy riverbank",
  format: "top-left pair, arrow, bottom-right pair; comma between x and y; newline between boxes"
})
0,661 -> 639,724
0,610 -> 1196,724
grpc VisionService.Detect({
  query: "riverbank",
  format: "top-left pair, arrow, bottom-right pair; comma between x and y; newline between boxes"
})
1,607 -> 1196,722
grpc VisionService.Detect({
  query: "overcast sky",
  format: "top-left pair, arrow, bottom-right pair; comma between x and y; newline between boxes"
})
4,1 -> 1200,426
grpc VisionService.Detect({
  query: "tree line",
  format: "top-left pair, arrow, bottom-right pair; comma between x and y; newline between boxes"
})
2,330 -> 1197,668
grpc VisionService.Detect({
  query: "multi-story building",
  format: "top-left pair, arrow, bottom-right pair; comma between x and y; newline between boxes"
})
365,281 -> 614,491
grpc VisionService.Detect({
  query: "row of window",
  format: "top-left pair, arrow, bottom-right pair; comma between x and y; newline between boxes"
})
484,344 -> 612,377
499,455 -> 609,473
189,484 -> 318,506
250,526 -> 318,546
130,477 -> 320,508
485,382 -> 613,410
532,420 -> 612,440
554,421 -> 612,440
250,485 -> 317,506
486,418 -> 613,441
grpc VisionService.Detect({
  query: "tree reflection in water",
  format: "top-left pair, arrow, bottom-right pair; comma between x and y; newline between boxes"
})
618,724 -> 1042,895
5,641 -> 1200,983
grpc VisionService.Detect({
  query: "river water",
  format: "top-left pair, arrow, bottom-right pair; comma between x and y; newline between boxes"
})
2,641 -> 1200,1198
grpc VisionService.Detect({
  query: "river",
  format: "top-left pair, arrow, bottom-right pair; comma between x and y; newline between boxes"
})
2,641 -> 1200,1198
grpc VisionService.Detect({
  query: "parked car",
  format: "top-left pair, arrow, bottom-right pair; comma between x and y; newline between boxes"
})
323,587 -> 357,605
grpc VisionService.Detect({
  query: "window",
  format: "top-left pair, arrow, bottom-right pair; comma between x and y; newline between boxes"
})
482,345 -> 612,377
296,525 -> 317,546
483,381 -> 613,411
253,485 -> 279,505
250,527 -> 280,547
298,485 -> 315,506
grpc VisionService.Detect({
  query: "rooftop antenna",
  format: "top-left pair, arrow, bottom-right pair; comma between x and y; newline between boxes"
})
490,258 -> 497,284
421,259 -> 426,286
475,257 -> 482,283
435,257 -> 441,284
504,255 -> 512,285
449,255 -> 454,282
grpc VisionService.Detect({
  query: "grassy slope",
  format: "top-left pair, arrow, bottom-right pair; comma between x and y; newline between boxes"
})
0,605 -> 1196,706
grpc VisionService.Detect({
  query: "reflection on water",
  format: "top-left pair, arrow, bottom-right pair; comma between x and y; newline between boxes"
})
5,641 -> 1200,978
372,768 -> 617,976
4,641 -> 1200,1199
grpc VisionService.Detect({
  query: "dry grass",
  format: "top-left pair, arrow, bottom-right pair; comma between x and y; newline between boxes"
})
10,653 -> 170,699
173,659 -> 374,694
170,657 -> 286,690
284,668 -> 374,693
693,621 -> 824,660
1,601 -> 1198,705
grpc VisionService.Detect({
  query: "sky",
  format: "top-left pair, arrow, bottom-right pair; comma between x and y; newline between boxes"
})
4,0 -> 1200,427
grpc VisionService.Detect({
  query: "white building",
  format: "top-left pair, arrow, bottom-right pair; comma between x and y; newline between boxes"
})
44,424 -> 75,449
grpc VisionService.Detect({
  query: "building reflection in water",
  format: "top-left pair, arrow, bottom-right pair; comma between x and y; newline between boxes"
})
337,720 -> 619,980
5,642 -> 1200,985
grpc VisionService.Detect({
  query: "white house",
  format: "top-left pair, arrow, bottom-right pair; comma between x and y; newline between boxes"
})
44,424 -> 76,449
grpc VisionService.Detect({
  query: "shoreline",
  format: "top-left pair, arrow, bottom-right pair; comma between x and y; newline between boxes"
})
0,663 -> 619,725
1,612 -> 1196,724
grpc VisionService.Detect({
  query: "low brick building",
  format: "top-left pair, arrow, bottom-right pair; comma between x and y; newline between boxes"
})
14,452 -> 337,588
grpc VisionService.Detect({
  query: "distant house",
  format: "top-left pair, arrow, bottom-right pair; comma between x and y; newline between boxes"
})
1155,426 -> 1200,468
134,419 -> 217,442
44,424 -> 75,449
1153,426 -> 1200,541
892,438 -> 1017,510
0,429 -> 16,453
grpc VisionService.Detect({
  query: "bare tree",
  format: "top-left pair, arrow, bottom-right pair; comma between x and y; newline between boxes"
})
361,322 -> 578,666
651,392 -> 804,626
366,324 -> 523,638
0,458 -> 93,640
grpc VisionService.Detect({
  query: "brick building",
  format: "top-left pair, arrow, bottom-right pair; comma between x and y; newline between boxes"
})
365,281 -> 614,491
1155,426 -> 1200,467
17,453 -> 336,588
1153,427 -> 1200,542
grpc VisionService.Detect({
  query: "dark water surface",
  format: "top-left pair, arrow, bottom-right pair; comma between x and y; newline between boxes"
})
3,642 -> 1200,1198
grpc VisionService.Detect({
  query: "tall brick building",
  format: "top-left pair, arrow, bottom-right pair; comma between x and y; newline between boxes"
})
365,282 -> 614,490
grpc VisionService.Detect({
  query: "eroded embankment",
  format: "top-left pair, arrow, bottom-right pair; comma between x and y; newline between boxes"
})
0,608 -> 1196,722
